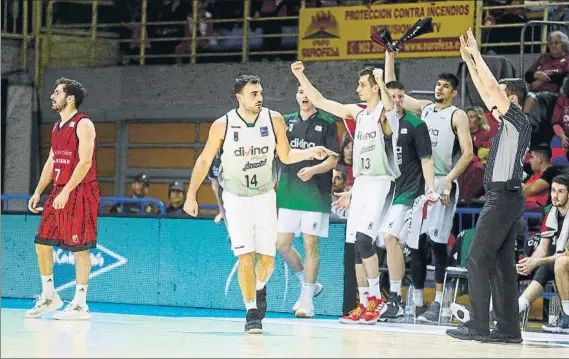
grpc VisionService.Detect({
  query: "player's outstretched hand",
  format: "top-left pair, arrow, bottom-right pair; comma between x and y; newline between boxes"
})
214,212 -> 224,225
291,61 -> 305,77
332,191 -> 351,210
28,193 -> 42,213
184,197 -> 199,217
439,178 -> 452,206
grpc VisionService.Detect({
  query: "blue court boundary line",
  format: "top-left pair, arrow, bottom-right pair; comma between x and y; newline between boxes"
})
1,298 -> 338,320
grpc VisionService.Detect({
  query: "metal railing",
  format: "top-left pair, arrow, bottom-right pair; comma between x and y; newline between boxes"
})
475,1 -> 569,52
2,1 -> 567,86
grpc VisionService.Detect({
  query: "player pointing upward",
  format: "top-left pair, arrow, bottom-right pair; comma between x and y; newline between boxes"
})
183,74 -> 335,334
291,60 -> 399,324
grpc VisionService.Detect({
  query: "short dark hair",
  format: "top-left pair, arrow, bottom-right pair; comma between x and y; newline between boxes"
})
55,77 -> 87,108
234,74 -> 261,94
386,80 -> 405,91
498,78 -> 528,107
437,73 -> 459,90
530,145 -> 552,162
334,165 -> 348,182
552,173 -> 569,191
357,67 -> 378,88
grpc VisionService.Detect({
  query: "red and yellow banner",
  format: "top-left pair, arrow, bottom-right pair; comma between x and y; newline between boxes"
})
298,1 -> 475,61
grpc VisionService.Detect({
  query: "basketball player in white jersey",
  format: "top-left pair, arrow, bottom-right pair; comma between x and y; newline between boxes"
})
183,75 -> 334,334
291,61 -> 399,324
386,51 -> 473,323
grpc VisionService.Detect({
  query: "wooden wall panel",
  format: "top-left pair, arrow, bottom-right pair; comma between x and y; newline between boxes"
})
128,148 -> 195,168
98,181 -> 115,197
96,147 -> 116,177
199,122 -> 212,144
129,123 -> 196,144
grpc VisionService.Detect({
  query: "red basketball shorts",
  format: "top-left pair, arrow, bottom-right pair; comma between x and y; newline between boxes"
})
35,181 -> 100,252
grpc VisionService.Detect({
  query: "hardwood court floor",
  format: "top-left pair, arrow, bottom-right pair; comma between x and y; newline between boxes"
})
1,308 -> 568,358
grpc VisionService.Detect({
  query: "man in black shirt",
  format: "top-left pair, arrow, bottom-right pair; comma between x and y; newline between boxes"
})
110,173 -> 157,215
166,180 -> 188,216
446,29 -> 531,343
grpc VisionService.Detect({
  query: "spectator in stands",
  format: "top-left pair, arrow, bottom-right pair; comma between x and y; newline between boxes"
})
110,173 -> 157,215
516,174 -> 569,333
166,180 -> 188,216
331,165 -> 348,220
149,0 -> 190,64
523,146 -> 564,210
524,31 -> 569,112
458,106 -> 492,204
338,135 -> 354,189
553,76 -> 569,153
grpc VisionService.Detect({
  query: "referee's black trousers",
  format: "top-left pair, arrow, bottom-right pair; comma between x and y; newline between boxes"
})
467,189 -> 525,336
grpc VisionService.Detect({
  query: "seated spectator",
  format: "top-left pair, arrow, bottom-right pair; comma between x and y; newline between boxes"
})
553,76 -> 569,154
148,0 -> 190,64
458,106 -> 492,204
331,165 -> 348,220
516,175 -> 569,333
453,174 -> 569,333
110,173 -> 157,215
523,146 -> 565,210
338,135 -> 354,189
524,31 -> 569,112
166,180 -> 188,217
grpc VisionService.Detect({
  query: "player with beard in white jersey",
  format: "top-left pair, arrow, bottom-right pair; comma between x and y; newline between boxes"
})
183,75 -> 336,334
291,61 -> 399,324
387,52 -> 473,323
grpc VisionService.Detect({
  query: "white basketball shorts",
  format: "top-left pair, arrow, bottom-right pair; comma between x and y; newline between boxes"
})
345,176 -> 395,244
222,189 -> 277,257
277,208 -> 330,237
379,204 -> 412,243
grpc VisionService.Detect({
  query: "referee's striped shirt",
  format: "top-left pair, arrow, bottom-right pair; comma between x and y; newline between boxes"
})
483,105 -> 531,189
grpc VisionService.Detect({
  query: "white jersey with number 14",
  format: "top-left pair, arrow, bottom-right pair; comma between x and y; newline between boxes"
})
218,108 -> 277,197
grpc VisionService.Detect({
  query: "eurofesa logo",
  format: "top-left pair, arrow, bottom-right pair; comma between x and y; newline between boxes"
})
52,244 -> 128,291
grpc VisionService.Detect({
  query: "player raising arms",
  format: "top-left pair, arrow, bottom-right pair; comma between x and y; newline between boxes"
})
26,78 -> 99,321
183,74 -> 335,334
291,61 -> 399,324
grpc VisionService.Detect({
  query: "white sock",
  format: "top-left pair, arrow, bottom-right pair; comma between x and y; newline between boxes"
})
414,289 -> 424,307
358,287 -> 370,307
434,291 -> 443,304
41,275 -> 55,298
74,285 -> 88,306
255,280 -> 266,291
302,283 -> 315,299
390,280 -> 402,296
295,270 -> 305,284
367,277 -> 380,298
245,299 -> 257,311
518,297 -> 530,313
562,300 -> 569,315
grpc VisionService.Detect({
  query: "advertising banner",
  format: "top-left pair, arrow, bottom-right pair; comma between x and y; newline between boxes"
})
298,1 -> 475,61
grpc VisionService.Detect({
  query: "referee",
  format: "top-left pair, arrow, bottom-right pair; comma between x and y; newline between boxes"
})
446,29 -> 531,343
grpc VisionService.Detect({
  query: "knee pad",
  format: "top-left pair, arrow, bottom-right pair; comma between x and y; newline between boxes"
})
355,232 -> 375,259
432,242 -> 449,284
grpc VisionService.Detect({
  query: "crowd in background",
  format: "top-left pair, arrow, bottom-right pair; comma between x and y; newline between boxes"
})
2,1 -> 568,64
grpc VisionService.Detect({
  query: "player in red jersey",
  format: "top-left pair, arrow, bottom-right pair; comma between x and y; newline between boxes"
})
25,78 -> 99,321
